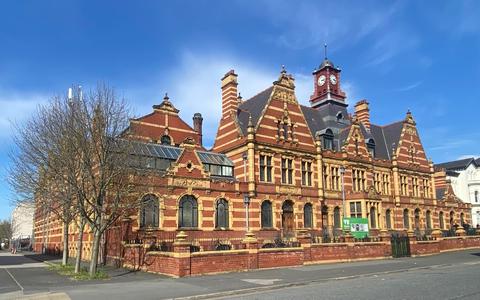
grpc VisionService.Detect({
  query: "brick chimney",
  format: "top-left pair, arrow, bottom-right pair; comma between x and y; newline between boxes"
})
354,100 -> 371,132
193,113 -> 203,146
221,70 -> 238,119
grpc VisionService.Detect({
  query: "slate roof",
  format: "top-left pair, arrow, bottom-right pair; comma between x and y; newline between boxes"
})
434,157 -> 477,171
234,84 -> 406,160
237,87 -> 273,134
436,188 -> 446,200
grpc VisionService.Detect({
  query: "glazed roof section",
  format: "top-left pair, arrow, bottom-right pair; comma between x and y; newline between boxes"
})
120,139 -> 234,167
236,86 -> 405,160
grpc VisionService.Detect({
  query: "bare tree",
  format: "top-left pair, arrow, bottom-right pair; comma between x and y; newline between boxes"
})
68,84 -> 139,276
9,93 -> 80,265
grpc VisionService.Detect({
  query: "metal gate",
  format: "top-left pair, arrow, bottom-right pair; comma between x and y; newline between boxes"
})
391,235 -> 411,258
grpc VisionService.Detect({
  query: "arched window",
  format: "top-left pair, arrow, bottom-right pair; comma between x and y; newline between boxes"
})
475,191 -> 479,203
366,139 -> 375,158
450,211 -> 454,227
333,207 -> 341,229
322,129 -> 334,150
304,203 -> 313,228
178,195 -> 198,228
160,134 -> 171,145
439,211 -> 445,230
460,213 -> 465,226
140,194 -> 159,228
426,210 -> 432,229
370,206 -> 377,228
403,209 -> 410,229
261,201 -> 273,228
215,198 -> 229,229
414,208 -> 420,230
386,209 -> 392,229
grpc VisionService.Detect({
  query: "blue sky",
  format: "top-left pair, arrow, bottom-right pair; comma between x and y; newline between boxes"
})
1,0 -> 479,219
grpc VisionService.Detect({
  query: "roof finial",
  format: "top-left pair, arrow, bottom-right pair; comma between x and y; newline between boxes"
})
281,64 -> 286,74
164,92 -> 170,102
324,43 -> 328,60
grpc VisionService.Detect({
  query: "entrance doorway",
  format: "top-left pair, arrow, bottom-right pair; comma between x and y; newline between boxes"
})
282,200 -> 294,237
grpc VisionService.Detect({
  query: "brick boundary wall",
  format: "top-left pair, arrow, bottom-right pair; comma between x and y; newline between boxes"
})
105,232 -> 480,278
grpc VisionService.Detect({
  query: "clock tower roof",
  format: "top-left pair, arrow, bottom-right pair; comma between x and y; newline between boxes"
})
318,58 -> 335,70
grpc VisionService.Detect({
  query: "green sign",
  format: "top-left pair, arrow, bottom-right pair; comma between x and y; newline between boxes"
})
343,217 -> 369,238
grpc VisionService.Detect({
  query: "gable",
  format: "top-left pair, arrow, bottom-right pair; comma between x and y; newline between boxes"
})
253,79 -> 316,153
395,116 -> 430,171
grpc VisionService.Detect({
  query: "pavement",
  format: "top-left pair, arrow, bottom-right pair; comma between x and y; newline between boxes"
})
0,249 -> 480,299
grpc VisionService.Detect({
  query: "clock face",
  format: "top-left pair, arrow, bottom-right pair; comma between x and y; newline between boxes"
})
330,74 -> 337,85
317,75 -> 326,86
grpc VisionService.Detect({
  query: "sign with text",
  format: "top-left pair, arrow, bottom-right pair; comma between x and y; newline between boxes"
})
343,217 -> 369,238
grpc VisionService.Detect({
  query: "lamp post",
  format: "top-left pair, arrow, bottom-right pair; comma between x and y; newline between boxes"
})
340,166 -> 346,230
243,194 -> 250,232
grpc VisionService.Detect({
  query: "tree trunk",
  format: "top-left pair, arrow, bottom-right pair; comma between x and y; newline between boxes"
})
89,228 -> 101,276
62,221 -> 69,266
74,218 -> 85,274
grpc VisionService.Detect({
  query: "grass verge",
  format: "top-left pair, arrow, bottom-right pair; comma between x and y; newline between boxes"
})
47,262 -> 109,280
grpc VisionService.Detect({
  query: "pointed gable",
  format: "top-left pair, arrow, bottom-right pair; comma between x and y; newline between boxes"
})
253,68 -> 316,152
343,120 -> 371,159
127,94 -> 203,149
395,111 -> 430,171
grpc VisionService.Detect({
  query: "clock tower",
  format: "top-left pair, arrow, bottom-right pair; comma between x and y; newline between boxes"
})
310,46 -> 346,109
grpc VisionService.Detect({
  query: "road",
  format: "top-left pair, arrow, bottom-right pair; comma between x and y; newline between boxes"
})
1,249 -> 480,299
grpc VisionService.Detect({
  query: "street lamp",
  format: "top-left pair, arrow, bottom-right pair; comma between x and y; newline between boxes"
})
243,194 -> 251,232
339,166 -> 346,230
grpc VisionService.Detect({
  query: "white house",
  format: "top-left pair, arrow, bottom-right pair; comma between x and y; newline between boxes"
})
11,203 -> 34,246
435,158 -> 480,227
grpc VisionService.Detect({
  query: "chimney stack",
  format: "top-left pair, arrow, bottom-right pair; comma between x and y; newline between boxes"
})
221,70 -> 238,119
193,113 -> 203,146
354,100 -> 371,132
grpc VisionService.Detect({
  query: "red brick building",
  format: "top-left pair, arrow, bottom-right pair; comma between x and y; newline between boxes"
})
33,57 -> 471,260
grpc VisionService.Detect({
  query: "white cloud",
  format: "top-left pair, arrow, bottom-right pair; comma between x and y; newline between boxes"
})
0,89 -> 48,139
394,81 -> 423,92
126,51 -> 326,149
257,0 -> 402,51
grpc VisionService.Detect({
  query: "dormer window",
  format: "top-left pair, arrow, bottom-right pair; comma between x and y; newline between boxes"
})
336,112 -> 343,122
366,138 -> 375,158
160,134 -> 171,145
322,129 -> 334,150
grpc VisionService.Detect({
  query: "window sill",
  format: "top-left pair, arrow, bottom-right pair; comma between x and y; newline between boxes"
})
213,228 -> 233,231
177,228 -> 202,231
259,228 -> 277,231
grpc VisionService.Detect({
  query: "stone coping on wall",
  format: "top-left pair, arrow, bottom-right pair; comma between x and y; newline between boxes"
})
191,249 -> 249,257
415,240 -> 439,244
258,247 -> 303,253
311,242 -> 388,247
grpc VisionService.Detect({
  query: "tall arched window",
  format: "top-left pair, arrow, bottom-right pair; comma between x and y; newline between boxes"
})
322,129 -> 334,150
450,211 -> 454,227
370,206 -> 377,228
439,211 -> 445,230
414,208 -> 420,230
304,203 -> 313,228
333,207 -> 341,229
386,209 -> 392,229
460,213 -> 465,226
178,195 -> 198,228
426,210 -> 432,229
261,201 -> 273,228
403,209 -> 410,229
140,194 -> 159,228
366,139 -> 376,158
215,198 -> 229,229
